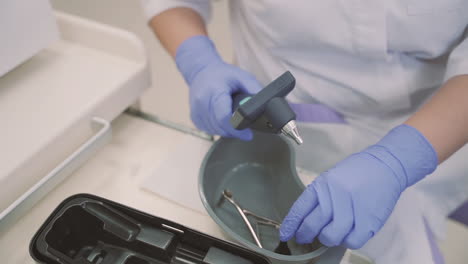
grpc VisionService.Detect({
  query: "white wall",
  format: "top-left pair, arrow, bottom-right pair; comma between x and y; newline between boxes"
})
51,0 -> 233,128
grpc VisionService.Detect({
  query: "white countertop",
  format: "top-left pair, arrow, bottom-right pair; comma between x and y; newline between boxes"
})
0,114 -> 224,263
1,114 -> 467,263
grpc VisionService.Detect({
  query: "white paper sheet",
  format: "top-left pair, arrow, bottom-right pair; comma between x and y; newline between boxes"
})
141,134 -> 213,213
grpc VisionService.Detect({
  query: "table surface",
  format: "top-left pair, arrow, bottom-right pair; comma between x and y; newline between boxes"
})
2,113 -> 467,264
0,114 -> 226,263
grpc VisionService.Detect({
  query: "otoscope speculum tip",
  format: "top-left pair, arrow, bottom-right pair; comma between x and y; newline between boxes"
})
281,120 -> 303,145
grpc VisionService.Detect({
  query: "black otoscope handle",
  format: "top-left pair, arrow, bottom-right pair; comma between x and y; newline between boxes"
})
230,71 -> 296,131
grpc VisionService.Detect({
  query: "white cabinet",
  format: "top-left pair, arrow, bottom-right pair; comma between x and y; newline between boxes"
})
0,0 -> 59,76
0,12 -> 150,231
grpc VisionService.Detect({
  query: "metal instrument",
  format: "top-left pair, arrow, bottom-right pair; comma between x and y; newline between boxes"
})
219,189 -> 284,250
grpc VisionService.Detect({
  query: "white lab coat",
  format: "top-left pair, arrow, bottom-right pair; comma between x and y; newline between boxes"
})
142,1 -> 468,263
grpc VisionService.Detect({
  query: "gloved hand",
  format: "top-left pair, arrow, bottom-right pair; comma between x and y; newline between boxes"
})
279,124 -> 438,249
176,35 -> 263,140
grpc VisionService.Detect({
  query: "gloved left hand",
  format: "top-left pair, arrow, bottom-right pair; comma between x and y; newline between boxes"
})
176,35 -> 263,140
279,124 -> 438,249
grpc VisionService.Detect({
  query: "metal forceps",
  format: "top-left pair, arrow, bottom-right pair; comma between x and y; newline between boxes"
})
219,190 -> 281,248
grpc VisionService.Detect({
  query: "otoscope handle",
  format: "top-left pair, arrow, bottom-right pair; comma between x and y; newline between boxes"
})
232,93 -> 252,112
230,71 -> 296,130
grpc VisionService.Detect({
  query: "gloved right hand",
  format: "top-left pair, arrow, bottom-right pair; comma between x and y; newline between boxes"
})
176,35 -> 263,140
279,124 -> 438,248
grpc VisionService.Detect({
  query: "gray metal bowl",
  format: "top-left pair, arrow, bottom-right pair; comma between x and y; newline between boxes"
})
199,133 -> 329,264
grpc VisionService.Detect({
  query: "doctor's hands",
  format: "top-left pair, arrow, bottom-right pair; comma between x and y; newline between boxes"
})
176,36 -> 262,140
280,124 -> 438,249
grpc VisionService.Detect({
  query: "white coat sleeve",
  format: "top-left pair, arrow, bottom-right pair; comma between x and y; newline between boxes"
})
140,0 -> 211,23
444,27 -> 468,82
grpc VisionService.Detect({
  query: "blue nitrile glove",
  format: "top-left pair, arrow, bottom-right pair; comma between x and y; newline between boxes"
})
279,124 -> 438,249
176,36 -> 262,140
